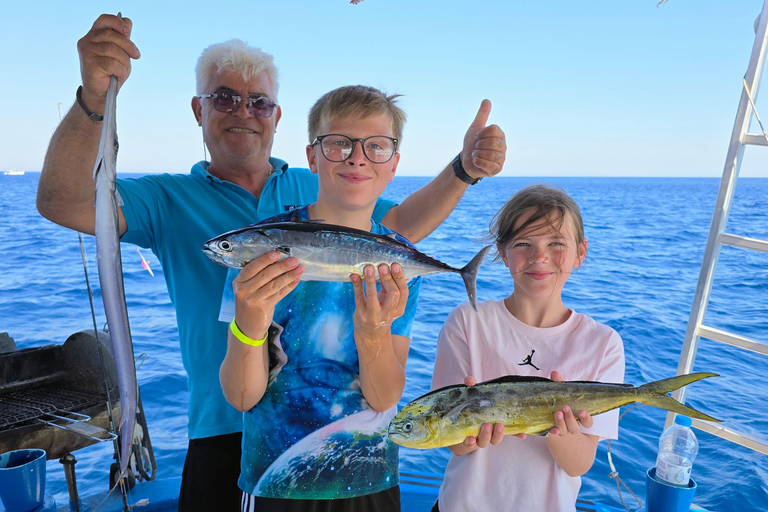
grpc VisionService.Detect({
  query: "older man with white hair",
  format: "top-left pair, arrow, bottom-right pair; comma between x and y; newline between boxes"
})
37,14 -> 507,511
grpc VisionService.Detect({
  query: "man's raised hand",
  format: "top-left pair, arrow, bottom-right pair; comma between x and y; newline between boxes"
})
77,14 -> 141,113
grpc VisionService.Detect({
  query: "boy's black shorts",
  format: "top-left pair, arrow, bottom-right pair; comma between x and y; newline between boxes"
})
179,432 -> 242,512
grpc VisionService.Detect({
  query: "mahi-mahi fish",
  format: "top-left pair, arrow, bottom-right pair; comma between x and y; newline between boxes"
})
94,75 -> 136,478
202,221 -> 491,310
387,373 -> 722,449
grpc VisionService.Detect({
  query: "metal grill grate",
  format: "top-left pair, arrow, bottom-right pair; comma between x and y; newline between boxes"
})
0,387 -> 104,430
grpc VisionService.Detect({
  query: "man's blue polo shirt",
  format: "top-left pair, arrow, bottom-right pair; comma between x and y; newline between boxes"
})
116,158 -> 395,439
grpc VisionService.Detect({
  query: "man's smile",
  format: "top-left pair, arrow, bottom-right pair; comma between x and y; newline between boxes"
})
226,127 -> 258,133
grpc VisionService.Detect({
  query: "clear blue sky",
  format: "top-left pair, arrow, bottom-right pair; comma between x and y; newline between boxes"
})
2,0 -> 767,177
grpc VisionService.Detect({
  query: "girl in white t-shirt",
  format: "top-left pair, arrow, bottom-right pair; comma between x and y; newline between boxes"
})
431,184 -> 625,512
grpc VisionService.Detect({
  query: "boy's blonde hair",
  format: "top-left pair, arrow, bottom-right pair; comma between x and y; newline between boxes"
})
195,39 -> 279,97
308,85 -> 406,143
490,184 -> 585,260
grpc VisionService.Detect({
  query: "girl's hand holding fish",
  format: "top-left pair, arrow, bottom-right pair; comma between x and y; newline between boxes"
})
220,252 -> 304,412
448,375 -> 526,457
351,263 -> 410,412
544,370 -> 600,477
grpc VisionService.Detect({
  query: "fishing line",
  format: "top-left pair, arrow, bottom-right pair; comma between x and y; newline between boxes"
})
69,82 -> 132,508
77,232 -> 132,509
606,404 -> 643,512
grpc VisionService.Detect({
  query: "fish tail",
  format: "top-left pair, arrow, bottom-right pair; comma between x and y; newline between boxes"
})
637,372 -> 722,422
459,245 -> 492,311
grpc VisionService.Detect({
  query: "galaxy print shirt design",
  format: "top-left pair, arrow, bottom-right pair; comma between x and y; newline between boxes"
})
237,208 -> 420,499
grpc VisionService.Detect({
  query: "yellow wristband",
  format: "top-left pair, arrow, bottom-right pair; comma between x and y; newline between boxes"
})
230,319 -> 268,347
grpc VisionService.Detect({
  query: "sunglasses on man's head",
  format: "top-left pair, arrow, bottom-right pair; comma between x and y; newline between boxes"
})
199,89 -> 277,118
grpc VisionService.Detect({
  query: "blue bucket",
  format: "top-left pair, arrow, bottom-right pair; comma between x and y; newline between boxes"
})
0,449 -> 46,512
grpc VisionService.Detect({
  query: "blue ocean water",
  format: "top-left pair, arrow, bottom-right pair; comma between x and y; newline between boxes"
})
1,173 -> 767,511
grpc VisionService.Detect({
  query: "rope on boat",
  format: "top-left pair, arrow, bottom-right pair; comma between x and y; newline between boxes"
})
606,404 -> 644,512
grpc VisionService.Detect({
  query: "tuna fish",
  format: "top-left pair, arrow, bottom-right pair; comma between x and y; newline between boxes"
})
94,75 -> 136,478
387,372 -> 722,449
202,221 -> 491,310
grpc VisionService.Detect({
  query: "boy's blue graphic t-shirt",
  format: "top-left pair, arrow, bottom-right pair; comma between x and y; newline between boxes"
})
218,207 -> 421,499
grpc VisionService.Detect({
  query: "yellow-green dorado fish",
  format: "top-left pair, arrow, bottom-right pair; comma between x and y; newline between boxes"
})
388,373 -> 721,449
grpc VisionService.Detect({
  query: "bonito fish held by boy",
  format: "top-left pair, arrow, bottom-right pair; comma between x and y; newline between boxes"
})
387,372 -> 722,449
203,221 -> 491,310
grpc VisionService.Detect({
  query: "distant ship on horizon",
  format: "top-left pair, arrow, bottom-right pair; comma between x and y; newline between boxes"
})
3,169 -> 25,176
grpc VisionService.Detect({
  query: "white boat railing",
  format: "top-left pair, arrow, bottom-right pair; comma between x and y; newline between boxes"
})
669,0 -> 768,456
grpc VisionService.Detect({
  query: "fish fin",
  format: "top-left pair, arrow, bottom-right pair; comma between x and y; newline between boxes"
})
443,402 -> 471,424
415,382 -> 466,401
276,246 -> 291,255
481,375 -> 553,385
528,427 -> 551,436
384,233 -> 398,240
638,372 -> 722,422
115,188 -> 124,208
459,245 -> 492,311
568,380 -> 633,387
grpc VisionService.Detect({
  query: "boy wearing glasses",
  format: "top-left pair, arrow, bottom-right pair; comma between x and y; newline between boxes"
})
219,85 -> 418,511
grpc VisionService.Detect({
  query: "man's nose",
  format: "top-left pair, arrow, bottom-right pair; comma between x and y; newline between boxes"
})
346,142 -> 368,167
232,99 -> 254,119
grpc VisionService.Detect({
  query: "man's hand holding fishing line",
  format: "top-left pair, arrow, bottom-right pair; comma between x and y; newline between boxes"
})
38,14 -> 141,236
220,252 -> 303,412
78,14 -> 141,124
351,263 -> 410,412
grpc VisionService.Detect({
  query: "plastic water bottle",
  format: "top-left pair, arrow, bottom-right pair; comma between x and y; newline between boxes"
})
654,415 -> 698,487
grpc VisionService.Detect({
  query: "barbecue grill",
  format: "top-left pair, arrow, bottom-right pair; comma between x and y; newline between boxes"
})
0,330 -> 120,458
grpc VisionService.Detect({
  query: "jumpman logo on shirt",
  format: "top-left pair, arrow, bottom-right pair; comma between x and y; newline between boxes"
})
518,350 -> 540,371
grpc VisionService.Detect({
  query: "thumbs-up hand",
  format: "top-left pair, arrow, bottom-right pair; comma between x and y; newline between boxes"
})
461,99 -> 506,180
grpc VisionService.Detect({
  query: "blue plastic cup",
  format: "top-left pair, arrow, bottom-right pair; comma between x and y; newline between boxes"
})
645,466 -> 697,512
0,449 -> 46,512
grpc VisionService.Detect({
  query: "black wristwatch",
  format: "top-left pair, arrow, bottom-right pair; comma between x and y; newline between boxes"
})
452,154 -> 482,185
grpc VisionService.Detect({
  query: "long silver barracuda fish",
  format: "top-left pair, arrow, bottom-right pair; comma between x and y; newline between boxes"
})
94,75 -> 136,478
388,373 -> 722,449
202,222 -> 491,310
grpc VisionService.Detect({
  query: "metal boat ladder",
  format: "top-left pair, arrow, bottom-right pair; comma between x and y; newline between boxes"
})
666,0 -> 768,456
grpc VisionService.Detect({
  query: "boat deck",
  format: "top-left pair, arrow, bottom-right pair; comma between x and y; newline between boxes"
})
30,473 -> 705,512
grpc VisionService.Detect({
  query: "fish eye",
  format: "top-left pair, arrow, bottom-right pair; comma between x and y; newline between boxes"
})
403,422 -> 413,432
218,240 -> 232,252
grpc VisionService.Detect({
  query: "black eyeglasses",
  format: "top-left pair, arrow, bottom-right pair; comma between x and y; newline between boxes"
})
199,90 -> 277,118
312,134 -> 398,164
